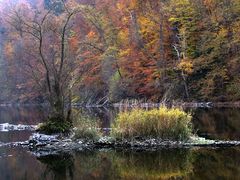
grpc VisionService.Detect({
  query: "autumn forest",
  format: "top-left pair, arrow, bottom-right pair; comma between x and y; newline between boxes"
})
0,0 -> 240,105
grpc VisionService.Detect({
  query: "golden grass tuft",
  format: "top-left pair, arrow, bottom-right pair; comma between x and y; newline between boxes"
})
111,107 -> 192,140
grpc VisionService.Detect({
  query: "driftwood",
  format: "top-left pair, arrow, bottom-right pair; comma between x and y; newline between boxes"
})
113,100 -> 214,109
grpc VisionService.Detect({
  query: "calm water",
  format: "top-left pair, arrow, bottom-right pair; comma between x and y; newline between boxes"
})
0,106 -> 240,180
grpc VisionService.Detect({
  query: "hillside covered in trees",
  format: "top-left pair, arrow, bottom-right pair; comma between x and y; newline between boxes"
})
0,0 -> 240,104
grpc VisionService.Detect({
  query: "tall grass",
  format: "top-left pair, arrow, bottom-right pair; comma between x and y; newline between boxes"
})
111,107 -> 192,140
73,114 -> 102,140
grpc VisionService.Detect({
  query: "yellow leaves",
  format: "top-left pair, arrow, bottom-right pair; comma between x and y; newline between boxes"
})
116,2 -> 125,10
116,0 -> 137,11
118,29 -> 129,44
118,48 -> 131,58
138,16 -> 158,47
178,58 -> 194,74
138,16 -> 155,29
172,0 -> 191,6
218,27 -> 228,38
169,17 -> 178,22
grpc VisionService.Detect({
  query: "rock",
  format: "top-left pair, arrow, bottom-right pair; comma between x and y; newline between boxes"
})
62,139 -> 72,142
36,143 -> 47,147
94,137 -> 115,148
29,133 -> 59,145
97,136 -> 114,145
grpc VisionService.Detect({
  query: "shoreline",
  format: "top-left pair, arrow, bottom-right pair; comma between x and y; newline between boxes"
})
112,101 -> 240,108
4,134 -> 238,156
1,101 -> 240,108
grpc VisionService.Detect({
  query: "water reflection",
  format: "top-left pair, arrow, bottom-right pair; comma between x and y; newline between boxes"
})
38,153 -> 74,180
190,148 -> 240,179
0,106 -> 46,143
1,147 -> 237,180
0,131 -> 32,143
107,149 -> 194,179
192,108 -> 240,140
32,149 -> 195,179
0,147 -> 47,180
0,106 -> 46,125
0,106 -> 240,179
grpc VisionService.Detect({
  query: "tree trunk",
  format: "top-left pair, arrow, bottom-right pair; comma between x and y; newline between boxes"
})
49,80 -> 65,121
66,89 -> 72,123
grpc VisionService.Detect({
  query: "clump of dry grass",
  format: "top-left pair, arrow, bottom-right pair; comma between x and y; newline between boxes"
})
111,107 -> 192,141
73,115 -> 102,140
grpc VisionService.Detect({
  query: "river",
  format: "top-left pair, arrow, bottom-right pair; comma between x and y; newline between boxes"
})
0,106 -> 240,179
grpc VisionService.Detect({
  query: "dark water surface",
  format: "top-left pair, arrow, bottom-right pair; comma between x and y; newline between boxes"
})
0,106 -> 240,180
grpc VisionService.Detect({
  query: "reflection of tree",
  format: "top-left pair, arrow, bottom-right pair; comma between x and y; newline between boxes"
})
0,106 -> 47,124
192,108 -> 240,140
38,153 -> 74,180
192,147 -> 240,179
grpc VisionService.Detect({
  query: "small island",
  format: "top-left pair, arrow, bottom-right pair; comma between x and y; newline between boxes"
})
20,107 -> 238,155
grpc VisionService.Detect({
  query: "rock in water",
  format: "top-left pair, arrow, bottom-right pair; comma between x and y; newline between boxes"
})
29,133 -> 60,146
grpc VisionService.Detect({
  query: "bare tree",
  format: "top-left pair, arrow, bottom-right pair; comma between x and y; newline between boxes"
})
172,27 -> 190,99
6,1 -> 81,125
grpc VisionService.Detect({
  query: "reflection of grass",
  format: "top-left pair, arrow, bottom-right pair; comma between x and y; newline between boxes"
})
71,149 -> 194,180
112,149 -> 194,179
112,107 -> 193,140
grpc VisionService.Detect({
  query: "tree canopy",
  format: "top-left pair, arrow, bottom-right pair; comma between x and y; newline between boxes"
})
0,0 -> 239,104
